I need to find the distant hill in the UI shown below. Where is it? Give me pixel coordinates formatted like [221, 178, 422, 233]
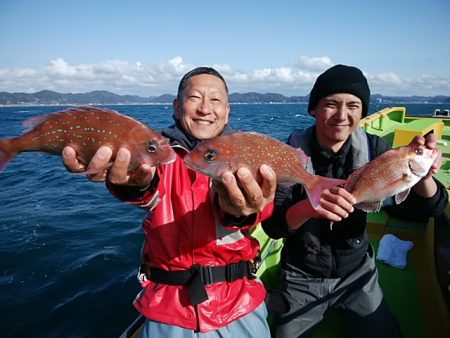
[0, 90, 172, 106]
[228, 92, 309, 103]
[0, 90, 449, 106]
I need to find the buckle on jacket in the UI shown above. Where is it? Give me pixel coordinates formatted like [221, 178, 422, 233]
[197, 264, 214, 285]
[138, 263, 152, 284]
[225, 263, 236, 282]
[248, 260, 258, 279]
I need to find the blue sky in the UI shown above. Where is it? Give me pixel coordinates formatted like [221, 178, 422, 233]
[1, 0, 449, 97]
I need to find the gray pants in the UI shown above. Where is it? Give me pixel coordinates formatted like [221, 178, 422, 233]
[274, 245, 402, 338]
[139, 302, 270, 338]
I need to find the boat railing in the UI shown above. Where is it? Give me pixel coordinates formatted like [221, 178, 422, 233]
[361, 107, 406, 132]
[434, 109, 450, 117]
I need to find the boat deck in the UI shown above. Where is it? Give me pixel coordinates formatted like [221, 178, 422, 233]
[315, 215, 450, 337]
[252, 210, 450, 338]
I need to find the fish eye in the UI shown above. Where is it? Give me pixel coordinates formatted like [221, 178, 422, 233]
[146, 141, 157, 153]
[204, 150, 217, 161]
[415, 147, 424, 155]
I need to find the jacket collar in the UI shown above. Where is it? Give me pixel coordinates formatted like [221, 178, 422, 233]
[288, 125, 370, 174]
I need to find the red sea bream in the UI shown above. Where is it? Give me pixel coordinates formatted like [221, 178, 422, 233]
[0, 106, 176, 173]
[345, 142, 438, 212]
[184, 131, 346, 209]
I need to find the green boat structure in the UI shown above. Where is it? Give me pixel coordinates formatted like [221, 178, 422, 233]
[121, 106, 450, 338]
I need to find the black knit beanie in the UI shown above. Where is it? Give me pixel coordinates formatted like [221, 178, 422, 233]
[307, 64, 370, 117]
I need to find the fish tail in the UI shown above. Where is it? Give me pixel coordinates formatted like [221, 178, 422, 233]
[304, 176, 347, 209]
[0, 139, 18, 172]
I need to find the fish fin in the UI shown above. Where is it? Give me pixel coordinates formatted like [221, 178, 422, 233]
[304, 176, 347, 209]
[22, 114, 50, 128]
[344, 166, 365, 192]
[355, 201, 383, 212]
[278, 181, 296, 188]
[395, 188, 411, 204]
[294, 147, 309, 166]
[0, 140, 17, 172]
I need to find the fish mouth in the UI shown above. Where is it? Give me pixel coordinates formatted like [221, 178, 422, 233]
[161, 155, 177, 165]
[184, 156, 221, 180]
[409, 146, 438, 177]
[183, 155, 198, 171]
[161, 147, 177, 164]
[408, 162, 425, 177]
[185, 162, 209, 176]
[408, 157, 435, 177]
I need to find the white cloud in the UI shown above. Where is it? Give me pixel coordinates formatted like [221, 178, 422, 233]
[160, 56, 193, 77]
[367, 72, 450, 96]
[370, 72, 403, 86]
[0, 56, 448, 97]
[297, 56, 334, 71]
[47, 58, 77, 76]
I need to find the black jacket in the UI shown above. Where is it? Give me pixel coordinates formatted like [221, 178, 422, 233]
[262, 127, 448, 278]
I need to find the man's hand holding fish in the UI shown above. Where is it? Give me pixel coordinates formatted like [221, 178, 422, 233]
[409, 133, 442, 197]
[214, 165, 276, 217]
[344, 133, 442, 213]
[285, 185, 356, 231]
[0, 107, 176, 176]
[63, 145, 156, 188]
[63, 144, 276, 217]
[286, 133, 443, 226]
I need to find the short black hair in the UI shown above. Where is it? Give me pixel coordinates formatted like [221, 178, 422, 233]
[177, 67, 229, 100]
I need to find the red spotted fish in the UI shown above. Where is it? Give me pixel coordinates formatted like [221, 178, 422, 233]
[345, 142, 438, 212]
[184, 131, 346, 209]
[0, 106, 176, 173]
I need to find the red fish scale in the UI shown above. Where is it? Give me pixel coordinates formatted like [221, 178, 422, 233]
[186, 132, 313, 184]
[184, 131, 348, 209]
[345, 144, 437, 211]
[0, 106, 175, 171]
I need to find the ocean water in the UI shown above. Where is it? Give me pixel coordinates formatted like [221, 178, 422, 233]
[0, 103, 447, 337]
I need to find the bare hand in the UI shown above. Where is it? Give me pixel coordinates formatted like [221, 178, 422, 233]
[313, 186, 356, 222]
[286, 186, 356, 230]
[62, 146, 89, 173]
[215, 165, 276, 217]
[409, 134, 441, 197]
[421, 133, 442, 176]
[62, 146, 155, 186]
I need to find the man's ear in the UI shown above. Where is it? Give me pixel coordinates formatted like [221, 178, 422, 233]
[173, 99, 180, 119]
[225, 103, 230, 124]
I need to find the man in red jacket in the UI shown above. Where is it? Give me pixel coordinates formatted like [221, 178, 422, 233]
[62, 67, 276, 337]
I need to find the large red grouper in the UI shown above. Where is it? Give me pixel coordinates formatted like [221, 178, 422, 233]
[344, 141, 438, 212]
[0, 106, 176, 174]
[184, 131, 346, 209]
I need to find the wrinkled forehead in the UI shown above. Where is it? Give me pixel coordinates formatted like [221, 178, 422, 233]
[183, 74, 228, 95]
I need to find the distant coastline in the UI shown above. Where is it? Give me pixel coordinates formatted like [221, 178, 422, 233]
[0, 89, 449, 107]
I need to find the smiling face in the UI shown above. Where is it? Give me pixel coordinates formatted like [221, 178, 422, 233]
[173, 73, 230, 140]
[311, 93, 363, 153]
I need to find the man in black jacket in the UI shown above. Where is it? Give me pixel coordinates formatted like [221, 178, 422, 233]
[262, 64, 448, 338]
